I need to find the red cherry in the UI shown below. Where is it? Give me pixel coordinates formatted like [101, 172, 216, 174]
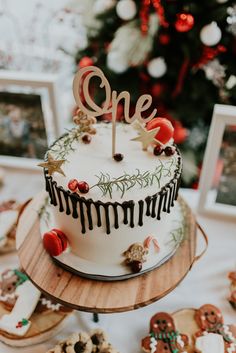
[68, 179, 79, 192]
[82, 134, 91, 144]
[153, 145, 163, 156]
[164, 146, 176, 156]
[130, 261, 142, 273]
[43, 229, 67, 256]
[146, 117, 174, 145]
[78, 181, 89, 194]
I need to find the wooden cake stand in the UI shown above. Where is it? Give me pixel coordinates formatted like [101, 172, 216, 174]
[16, 192, 207, 314]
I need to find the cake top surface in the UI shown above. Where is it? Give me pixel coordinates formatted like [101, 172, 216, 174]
[48, 122, 181, 203]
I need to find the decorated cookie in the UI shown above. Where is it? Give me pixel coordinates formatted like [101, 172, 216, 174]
[228, 271, 236, 310]
[0, 200, 20, 253]
[0, 268, 72, 346]
[141, 312, 189, 353]
[194, 304, 236, 353]
[47, 329, 120, 353]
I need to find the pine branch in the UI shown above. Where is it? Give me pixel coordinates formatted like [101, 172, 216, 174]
[50, 128, 81, 160]
[92, 160, 174, 198]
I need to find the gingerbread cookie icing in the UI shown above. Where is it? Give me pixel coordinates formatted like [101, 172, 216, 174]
[194, 304, 236, 353]
[141, 312, 188, 353]
[0, 268, 72, 346]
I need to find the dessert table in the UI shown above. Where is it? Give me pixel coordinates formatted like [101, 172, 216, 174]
[0, 167, 235, 353]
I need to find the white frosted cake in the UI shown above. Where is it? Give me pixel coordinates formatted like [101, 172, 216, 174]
[40, 120, 183, 280]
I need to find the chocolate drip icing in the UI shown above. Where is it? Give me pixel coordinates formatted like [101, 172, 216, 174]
[78, 200, 86, 234]
[157, 193, 164, 220]
[51, 182, 57, 206]
[151, 196, 157, 218]
[113, 204, 119, 229]
[129, 202, 135, 228]
[56, 187, 64, 212]
[43, 149, 182, 235]
[70, 195, 79, 218]
[162, 190, 168, 213]
[145, 197, 152, 216]
[104, 204, 111, 234]
[62, 190, 71, 215]
[138, 200, 144, 226]
[123, 202, 129, 225]
[95, 203, 102, 227]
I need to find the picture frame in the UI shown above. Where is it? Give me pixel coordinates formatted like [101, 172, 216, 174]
[0, 70, 61, 170]
[198, 104, 236, 219]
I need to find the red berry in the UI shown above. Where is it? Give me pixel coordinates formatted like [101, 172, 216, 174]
[130, 261, 142, 273]
[113, 153, 124, 162]
[153, 145, 163, 156]
[164, 146, 176, 156]
[68, 179, 79, 192]
[146, 117, 174, 145]
[82, 134, 91, 144]
[43, 229, 68, 256]
[78, 181, 89, 194]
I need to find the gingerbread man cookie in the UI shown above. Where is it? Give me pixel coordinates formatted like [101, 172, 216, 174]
[0, 268, 72, 346]
[73, 109, 97, 136]
[141, 312, 188, 353]
[194, 304, 236, 353]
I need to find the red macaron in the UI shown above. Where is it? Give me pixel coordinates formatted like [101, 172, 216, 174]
[146, 117, 174, 145]
[43, 229, 68, 256]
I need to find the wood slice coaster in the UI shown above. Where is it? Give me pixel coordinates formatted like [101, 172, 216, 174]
[16, 192, 205, 314]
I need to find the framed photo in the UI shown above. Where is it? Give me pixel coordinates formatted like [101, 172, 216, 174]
[198, 104, 236, 219]
[0, 70, 61, 169]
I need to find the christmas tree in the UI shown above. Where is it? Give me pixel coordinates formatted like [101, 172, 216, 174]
[75, 0, 236, 186]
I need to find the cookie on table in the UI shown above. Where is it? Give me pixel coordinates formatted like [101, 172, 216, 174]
[0, 268, 72, 347]
[47, 329, 120, 353]
[194, 304, 236, 353]
[141, 311, 189, 353]
[0, 200, 23, 253]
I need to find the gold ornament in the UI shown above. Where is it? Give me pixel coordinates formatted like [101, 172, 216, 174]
[124, 242, 148, 264]
[131, 124, 160, 151]
[38, 153, 66, 176]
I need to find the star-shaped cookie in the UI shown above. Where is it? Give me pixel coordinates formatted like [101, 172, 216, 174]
[131, 124, 161, 151]
[38, 153, 66, 176]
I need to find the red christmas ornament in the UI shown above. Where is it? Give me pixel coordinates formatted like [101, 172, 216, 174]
[175, 13, 194, 33]
[68, 179, 79, 192]
[78, 56, 94, 68]
[78, 181, 90, 194]
[43, 229, 68, 257]
[159, 33, 170, 45]
[173, 121, 188, 144]
[146, 117, 174, 145]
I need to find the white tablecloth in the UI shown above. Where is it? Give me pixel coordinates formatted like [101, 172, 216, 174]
[0, 168, 235, 353]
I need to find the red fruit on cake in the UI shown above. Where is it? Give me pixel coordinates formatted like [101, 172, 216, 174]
[43, 229, 67, 256]
[146, 117, 174, 145]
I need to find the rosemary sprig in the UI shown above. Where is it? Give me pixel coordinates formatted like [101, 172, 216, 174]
[50, 128, 81, 160]
[167, 226, 185, 248]
[92, 161, 173, 198]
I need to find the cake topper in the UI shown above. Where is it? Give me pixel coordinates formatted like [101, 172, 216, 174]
[73, 66, 157, 156]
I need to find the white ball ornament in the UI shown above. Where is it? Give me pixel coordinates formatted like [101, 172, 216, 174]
[116, 0, 137, 21]
[107, 51, 129, 73]
[147, 57, 167, 78]
[200, 22, 222, 46]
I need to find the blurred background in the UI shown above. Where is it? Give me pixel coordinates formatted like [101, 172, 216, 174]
[0, 0, 236, 187]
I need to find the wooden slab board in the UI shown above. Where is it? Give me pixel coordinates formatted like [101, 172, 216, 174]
[16, 192, 197, 313]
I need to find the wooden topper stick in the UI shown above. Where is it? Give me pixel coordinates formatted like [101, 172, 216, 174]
[73, 66, 157, 157]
